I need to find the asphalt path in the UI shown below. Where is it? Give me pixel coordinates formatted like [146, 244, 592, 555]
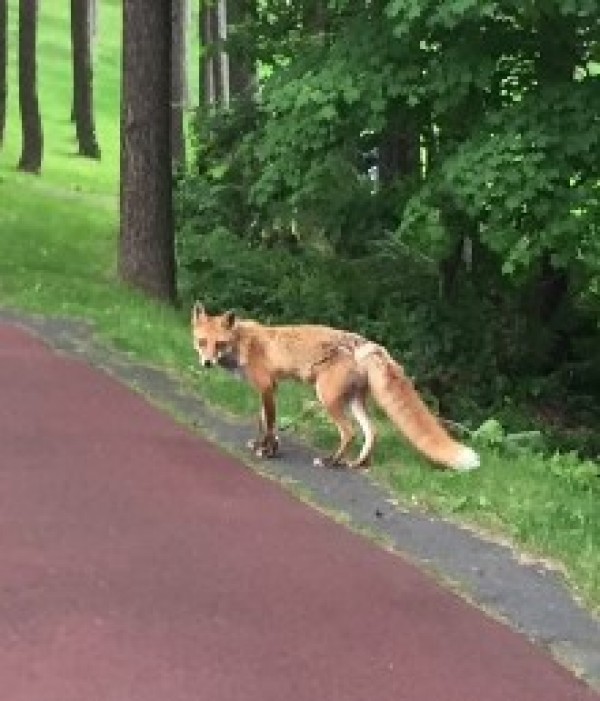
[0, 323, 597, 701]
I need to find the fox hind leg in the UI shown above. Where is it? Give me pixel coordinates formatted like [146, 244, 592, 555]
[347, 394, 376, 469]
[313, 399, 356, 469]
[313, 371, 357, 469]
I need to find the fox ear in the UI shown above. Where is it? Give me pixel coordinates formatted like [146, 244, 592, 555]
[223, 310, 236, 329]
[192, 301, 205, 322]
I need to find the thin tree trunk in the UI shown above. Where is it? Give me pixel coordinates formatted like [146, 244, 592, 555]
[228, 0, 254, 100]
[119, 0, 176, 303]
[378, 117, 418, 186]
[17, 0, 42, 173]
[215, 0, 229, 107]
[199, 0, 232, 107]
[184, 0, 192, 105]
[171, 0, 186, 167]
[71, 0, 101, 158]
[89, 0, 98, 53]
[200, 1, 216, 106]
[0, 0, 7, 146]
[210, 3, 223, 102]
[302, 0, 325, 36]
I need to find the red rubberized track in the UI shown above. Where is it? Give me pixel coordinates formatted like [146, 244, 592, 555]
[0, 324, 597, 701]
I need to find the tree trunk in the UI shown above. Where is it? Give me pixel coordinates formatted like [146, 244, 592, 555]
[89, 0, 98, 53]
[536, 11, 579, 85]
[171, 0, 186, 167]
[200, 1, 216, 106]
[17, 0, 42, 173]
[119, 0, 176, 303]
[200, 0, 229, 107]
[211, 2, 224, 103]
[71, 0, 101, 158]
[302, 0, 325, 36]
[216, 0, 229, 107]
[378, 116, 418, 186]
[0, 0, 7, 146]
[228, 0, 254, 100]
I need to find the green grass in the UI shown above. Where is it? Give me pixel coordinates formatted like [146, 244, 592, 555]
[3, 0, 121, 193]
[1, 2, 598, 614]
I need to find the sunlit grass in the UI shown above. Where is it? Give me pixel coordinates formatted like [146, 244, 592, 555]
[2, 0, 120, 193]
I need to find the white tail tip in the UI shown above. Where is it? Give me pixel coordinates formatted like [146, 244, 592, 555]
[453, 446, 480, 471]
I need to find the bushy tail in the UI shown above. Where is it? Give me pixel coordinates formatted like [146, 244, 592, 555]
[355, 343, 479, 471]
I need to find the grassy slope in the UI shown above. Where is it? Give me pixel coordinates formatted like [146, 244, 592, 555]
[1, 1, 598, 611]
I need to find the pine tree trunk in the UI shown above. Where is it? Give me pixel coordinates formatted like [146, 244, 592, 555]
[119, 0, 176, 303]
[17, 0, 42, 173]
[71, 0, 101, 158]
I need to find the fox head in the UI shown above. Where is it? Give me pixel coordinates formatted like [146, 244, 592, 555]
[191, 303, 238, 369]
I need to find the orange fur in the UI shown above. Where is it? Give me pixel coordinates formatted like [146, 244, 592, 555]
[355, 344, 479, 470]
[191, 304, 479, 471]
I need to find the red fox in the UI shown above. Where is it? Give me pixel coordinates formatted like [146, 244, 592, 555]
[191, 304, 480, 471]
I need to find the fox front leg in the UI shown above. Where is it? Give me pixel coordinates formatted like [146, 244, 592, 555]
[247, 387, 279, 458]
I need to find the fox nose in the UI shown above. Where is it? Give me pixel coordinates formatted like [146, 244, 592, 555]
[203, 358, 214, 368]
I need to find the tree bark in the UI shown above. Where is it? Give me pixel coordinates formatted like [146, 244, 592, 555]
[0, 0, 7, 146]
[17, 0, 42, 173]
[71, 0, 101, 158]
[119, 0, 176, 303]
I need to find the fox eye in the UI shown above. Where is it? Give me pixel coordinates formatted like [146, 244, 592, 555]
[196, 338, 206, 348]
[215, 341, 229, 352]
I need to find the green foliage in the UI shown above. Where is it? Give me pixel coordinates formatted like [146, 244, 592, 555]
[400, 81, 600, 300]
[178, 0, 600, 450]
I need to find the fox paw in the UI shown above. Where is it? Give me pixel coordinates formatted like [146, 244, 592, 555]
[313, 456, 346, 470]
[249, 436, 279, 459]
[347, 458, 371, 471]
